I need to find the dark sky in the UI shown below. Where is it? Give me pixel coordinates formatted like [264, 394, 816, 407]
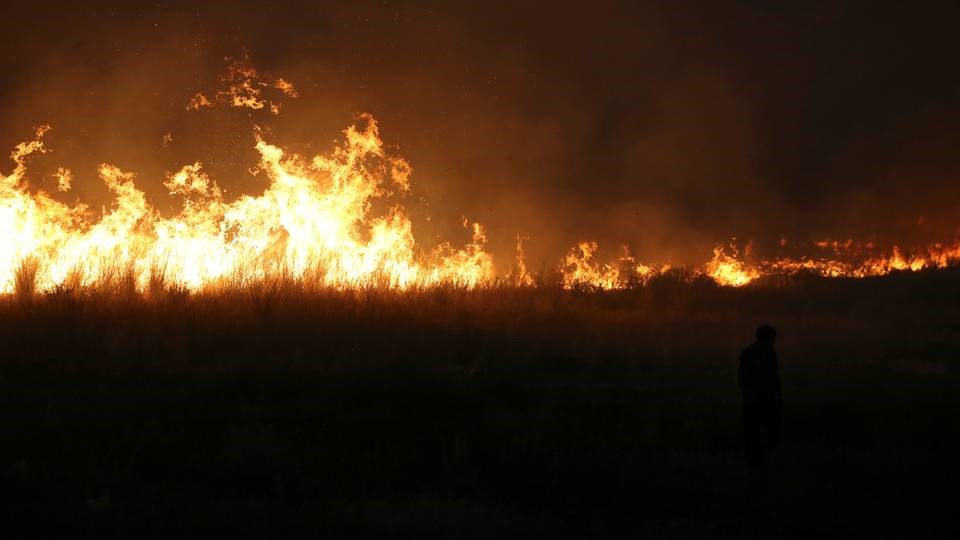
[2, 1, 960, 266]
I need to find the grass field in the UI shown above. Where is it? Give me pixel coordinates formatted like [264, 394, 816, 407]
[1, 270, 958, 538]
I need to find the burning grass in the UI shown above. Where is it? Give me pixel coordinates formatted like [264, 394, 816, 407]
[5, 114, 960, 296]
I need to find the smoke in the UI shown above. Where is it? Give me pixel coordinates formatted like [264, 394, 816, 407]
[3, 1, 960, 270]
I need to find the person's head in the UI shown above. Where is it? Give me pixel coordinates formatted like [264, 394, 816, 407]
[755, 324, 776, 348]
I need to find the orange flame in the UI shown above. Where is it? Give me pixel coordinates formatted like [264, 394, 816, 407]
[555, 238, 960, 290]
[0, 116, 495, 294]
[187, 53, 297, 115]
[704, 244, 761, 287]
[513, 235, 535, 287]
[561, 241, 622, 289]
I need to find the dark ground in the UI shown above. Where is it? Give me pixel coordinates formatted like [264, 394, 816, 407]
[0, 271, 958, 538]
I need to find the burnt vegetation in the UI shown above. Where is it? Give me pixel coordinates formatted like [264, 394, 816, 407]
[1, 270, 958, 538]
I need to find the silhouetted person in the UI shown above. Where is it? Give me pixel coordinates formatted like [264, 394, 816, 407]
[739, 324, 781, 472]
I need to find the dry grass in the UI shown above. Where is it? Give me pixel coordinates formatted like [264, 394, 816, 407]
[0, 269, 958, 537]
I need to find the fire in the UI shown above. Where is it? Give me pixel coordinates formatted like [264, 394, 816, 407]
[561, 241, 622, 289]
[0, 116, 495, 294]
[53, 167, 72, 192]
[704, 245, 761, 287]
[5, 114, 959, 295]
[560, 242, 672, 289]
[513, 235, 535, 287]
[3, 56, 960, 295]
[187, 53, 298, 115]
[4, 113, 960, 294]
[554, 238, 960, 290]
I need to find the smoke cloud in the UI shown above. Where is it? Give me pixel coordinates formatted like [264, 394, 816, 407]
[3, 1, 959, 268]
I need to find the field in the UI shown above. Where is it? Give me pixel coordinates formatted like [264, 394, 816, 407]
[1, 271, 958, 538]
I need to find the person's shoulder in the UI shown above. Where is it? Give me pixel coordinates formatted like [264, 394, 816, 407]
[740, 342, 758, 358]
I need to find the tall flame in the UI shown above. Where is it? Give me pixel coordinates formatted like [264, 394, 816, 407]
[512, 235, 535, 287]
[0, 117, 495, 294]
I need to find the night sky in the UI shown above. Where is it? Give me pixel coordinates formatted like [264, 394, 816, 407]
[2, 1, 959, 266]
